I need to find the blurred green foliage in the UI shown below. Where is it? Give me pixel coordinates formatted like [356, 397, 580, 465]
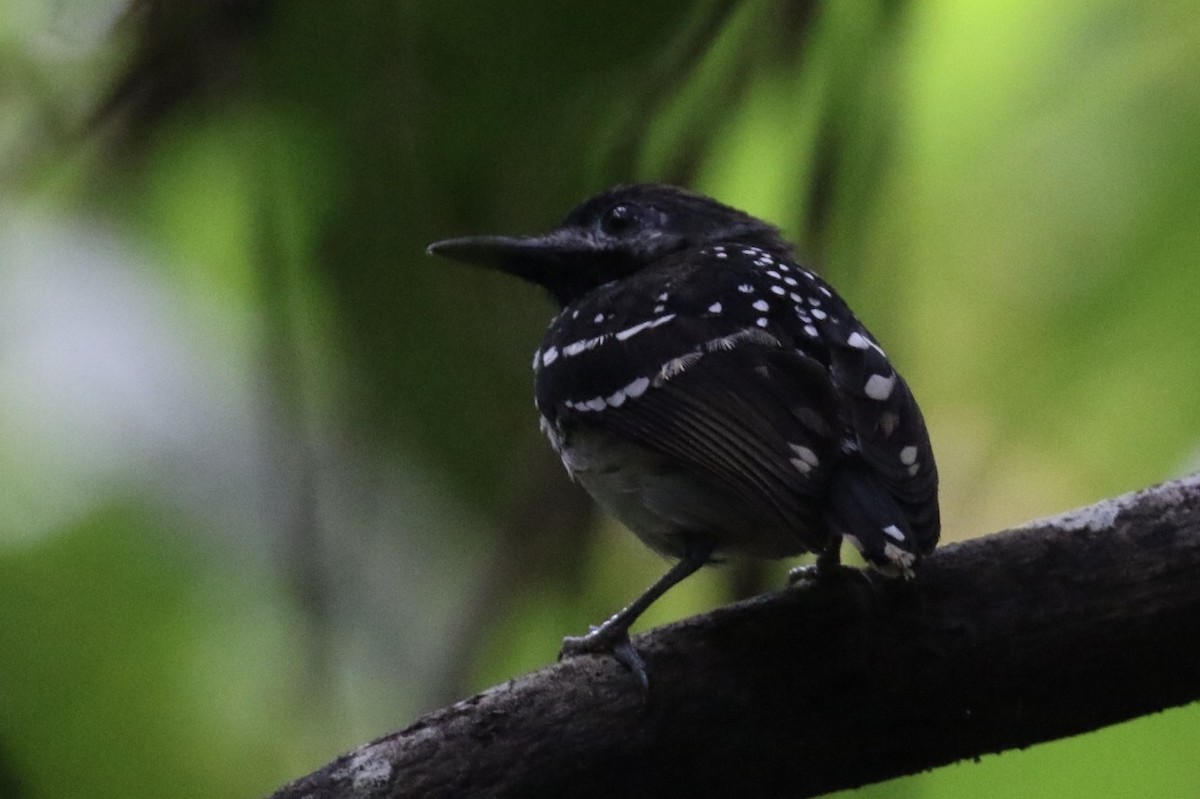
[1, 0, 1198, 796]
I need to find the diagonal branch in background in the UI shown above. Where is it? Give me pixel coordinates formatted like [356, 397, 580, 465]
[269, 474, 1200, 799]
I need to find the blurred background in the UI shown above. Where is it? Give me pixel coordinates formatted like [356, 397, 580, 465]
[2, 1, 1198, 796]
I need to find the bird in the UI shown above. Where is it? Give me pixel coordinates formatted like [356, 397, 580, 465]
[427, 184, 939, 687]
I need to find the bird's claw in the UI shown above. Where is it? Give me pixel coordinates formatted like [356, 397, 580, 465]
[786, 562, 821, 586]
[560, 627, 650, 692]
[788, 561, 876, 592]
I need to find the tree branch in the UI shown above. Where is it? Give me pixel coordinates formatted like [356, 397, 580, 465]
[269, 474, 1200, 799]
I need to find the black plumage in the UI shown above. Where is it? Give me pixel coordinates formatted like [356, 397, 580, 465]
[428, 184, 939, 685]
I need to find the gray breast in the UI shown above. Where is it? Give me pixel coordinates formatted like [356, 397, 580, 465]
[541, 415, 812, 560]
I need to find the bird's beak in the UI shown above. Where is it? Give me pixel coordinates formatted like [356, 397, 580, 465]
[428, 229, 627, 307]
[427, 233, 573, 282]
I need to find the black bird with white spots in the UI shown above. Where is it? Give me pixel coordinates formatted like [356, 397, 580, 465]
[428, 184, 939, 685]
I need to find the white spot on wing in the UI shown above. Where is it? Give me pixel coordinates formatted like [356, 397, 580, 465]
[708, 301, 723, 314]
[542, 346, 559, 366]
[864, 373, 896, 400]
[770, 285, 786, 296]
[752, 299, 770, 312]
[789, 444, 820, 467]
[624, 376, 651, 399]
[790, 458, 813, 475]
[756, 317, 769, 327]
[900, 446, 918, 465]
[738, 284, 754, 294]
[614, 313, 676, 342]
[847, 330, 887, 357]
[563, 334, 608, 357]
[882, 524, 905, 541]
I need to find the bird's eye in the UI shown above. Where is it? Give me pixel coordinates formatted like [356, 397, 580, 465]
[600, 204, 641, 236]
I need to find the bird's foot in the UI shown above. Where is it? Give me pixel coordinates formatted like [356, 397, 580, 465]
[560, 625, 649, 692]
[787, 560, 875, 592]
[786, 561, 821, 586]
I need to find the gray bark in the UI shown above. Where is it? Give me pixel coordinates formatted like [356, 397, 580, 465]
[268, 474, 1200, 798]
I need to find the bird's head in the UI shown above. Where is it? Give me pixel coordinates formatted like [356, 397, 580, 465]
[427, 184, 788, 307]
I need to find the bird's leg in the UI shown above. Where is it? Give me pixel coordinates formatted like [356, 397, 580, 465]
[816, 534, 844, 575]
[560, 543, 712, 690]
[788, 533, 877, 598]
